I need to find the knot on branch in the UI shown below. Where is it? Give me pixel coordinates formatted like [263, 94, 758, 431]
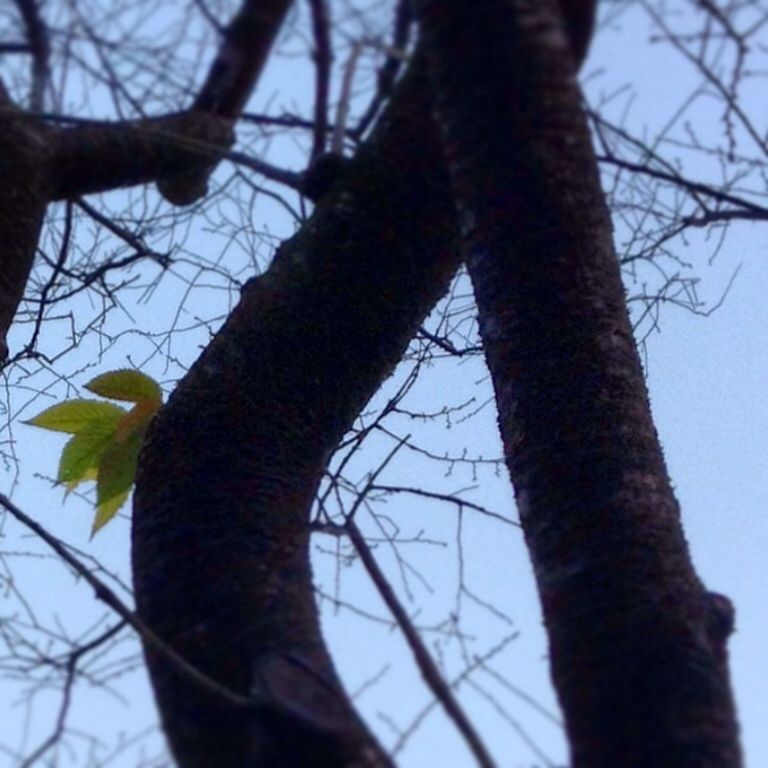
[299, 152, 349, 202]
[703, 590, 736, 649]
[156, 110, 235, 206]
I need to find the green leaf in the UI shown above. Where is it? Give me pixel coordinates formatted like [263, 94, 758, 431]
[24, 369, 164, 537]
[85, 369, 162, 404]
[93, 423, 148, 535]
[65, 467, 97, 494]
[58, 426, 116, 488]
[91, 487, 131, 538]
[25, 400, 126, 434]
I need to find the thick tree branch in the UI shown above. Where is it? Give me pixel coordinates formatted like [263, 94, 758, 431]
[133, 60, 461, 767]
[49, 111, 234, 201]
[157, 0, 293, 203]
[130, 5, 609, 762]
[50, 0, 292, 204]
[417, 0, 742, 765]
[0, 0, 293, 360]
[0, 95, 49, 362]
[194, 0, 293, 117]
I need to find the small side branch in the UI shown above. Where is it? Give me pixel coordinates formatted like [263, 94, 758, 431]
[307, 0, 333, 160]
[346, 520, 497, 768]
[13, 0, 50, 111]
[0, 494, 251, 709]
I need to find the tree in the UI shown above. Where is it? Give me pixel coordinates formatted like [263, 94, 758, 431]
[1, 0, 765, 765]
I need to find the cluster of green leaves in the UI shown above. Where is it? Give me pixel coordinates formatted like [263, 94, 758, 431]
[26, 370, 163, 536]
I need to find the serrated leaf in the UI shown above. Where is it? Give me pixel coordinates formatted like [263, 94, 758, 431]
[85, 369, 162, 404]
[65, 466, 97, 494]
[25, 400, 126, 434]
[24, 369, 164, 538]
[91, 487, 131, 538]
[58, 426, 116, 487]
[93, 424, 148, 535]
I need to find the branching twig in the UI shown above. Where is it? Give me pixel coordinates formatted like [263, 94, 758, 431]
[20, 621, 126, 768]
[347, 520, 497, 768]
[0, 494, 252, 709]
[336, 438, 497, 768]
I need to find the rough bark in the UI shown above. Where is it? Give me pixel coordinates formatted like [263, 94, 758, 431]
[131, 65, 461, 767]
[0, 92, 49, 360]
[417, 1, 742, 766]
[49, 111, 233, 201]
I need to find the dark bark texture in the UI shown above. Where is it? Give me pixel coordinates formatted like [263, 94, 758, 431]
[417, 0, 742, 765]
[131, 65, 461, 768]
[0, 97, 49, 360]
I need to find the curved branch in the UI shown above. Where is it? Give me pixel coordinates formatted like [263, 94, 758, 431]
[132, 60, 461, 767]
[158, 0, 293, 204]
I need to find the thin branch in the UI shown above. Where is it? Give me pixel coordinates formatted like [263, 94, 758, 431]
[596, 154, 768, 220]
[370, 484, 519, 527]
[331, 40, 364, 154]
[338, 438, 497, 768]
[306, 0, 333, 160]
[20, 622, 126, 768]
[353, 0, 413, 139]
[346, 520, 497, 768]
[13, 0, 50, 111]
[0, 494, 251, 709]
[0, 41, 32, 53]
[24, 201, 73, 355]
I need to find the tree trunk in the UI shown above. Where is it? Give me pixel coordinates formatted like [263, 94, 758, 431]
[131, 64, 462, 767]
[0, 101, 48, 361]
[416, 1, 742, 765]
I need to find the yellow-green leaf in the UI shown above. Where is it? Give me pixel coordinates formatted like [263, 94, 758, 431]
[25, 400, 126, 434]
[58, 426, 116, 487]
[85, 369, 162, 404]
[91, 487, 131, 537]
[65, 466, 97, 494]
[93, 424, 147, 535]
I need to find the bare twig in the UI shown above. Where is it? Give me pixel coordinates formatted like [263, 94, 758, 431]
[347, 520, 497, 768]
[20, 622, 126, 768]
[338, 438, 497, 768]
[0, 494, 251, 709]
[306, 0, 333, 160]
